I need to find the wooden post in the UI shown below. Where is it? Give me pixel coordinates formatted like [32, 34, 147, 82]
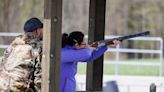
[86, 0, 106, 91]
[41, 0, 63, 92]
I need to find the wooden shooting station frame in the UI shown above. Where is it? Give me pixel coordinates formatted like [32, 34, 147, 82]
[42, 0, 106, 92]
[42, 0, 62, 92]
[87, 0, 106, 91]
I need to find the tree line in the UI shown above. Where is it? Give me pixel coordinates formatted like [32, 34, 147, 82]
[0, 0, 163, 58]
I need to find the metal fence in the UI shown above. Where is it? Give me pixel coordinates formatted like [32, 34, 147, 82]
[104, 36, 163, 76]
[0, 32, 22, 48]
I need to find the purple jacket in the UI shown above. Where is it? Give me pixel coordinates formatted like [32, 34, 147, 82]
[61, 45, 108, 92]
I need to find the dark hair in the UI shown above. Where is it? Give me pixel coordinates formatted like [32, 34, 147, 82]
[24, 17, 43, 33]
[62, 33, 69, 48]
[62, 31, 84, 48]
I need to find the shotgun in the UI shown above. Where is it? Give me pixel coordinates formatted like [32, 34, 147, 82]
[90, 31, 150, 47]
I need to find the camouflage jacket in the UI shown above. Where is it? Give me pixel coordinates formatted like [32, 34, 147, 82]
[0, 34, 42, 92]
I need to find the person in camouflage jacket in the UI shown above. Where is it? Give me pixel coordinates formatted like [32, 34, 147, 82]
[0, 17, 43, 92]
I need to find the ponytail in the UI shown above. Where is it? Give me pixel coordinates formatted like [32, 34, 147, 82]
[62, 33, 68, 48]
[62, 31, 84, 48]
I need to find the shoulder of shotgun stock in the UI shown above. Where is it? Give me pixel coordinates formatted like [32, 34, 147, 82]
[94, 31, 150, 47]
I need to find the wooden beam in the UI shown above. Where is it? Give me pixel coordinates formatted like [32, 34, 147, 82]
[42, 0, 63, 92]
[86, 0, 106, 91]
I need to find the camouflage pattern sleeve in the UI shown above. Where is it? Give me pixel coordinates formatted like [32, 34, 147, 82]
[0, 34, 43, 92]
[31, 47, 42, 92]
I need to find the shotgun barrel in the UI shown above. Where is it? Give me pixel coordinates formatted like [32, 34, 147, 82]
[90, 31, 150, 47]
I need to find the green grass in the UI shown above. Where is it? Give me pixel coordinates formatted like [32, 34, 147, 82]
[77, 59, 164, 76]
[103, 65, 160, 76]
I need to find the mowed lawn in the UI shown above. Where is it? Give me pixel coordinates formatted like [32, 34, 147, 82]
[77, 59, 164, 76]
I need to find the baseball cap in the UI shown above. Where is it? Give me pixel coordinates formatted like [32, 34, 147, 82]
[24, 17, 43, 32]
